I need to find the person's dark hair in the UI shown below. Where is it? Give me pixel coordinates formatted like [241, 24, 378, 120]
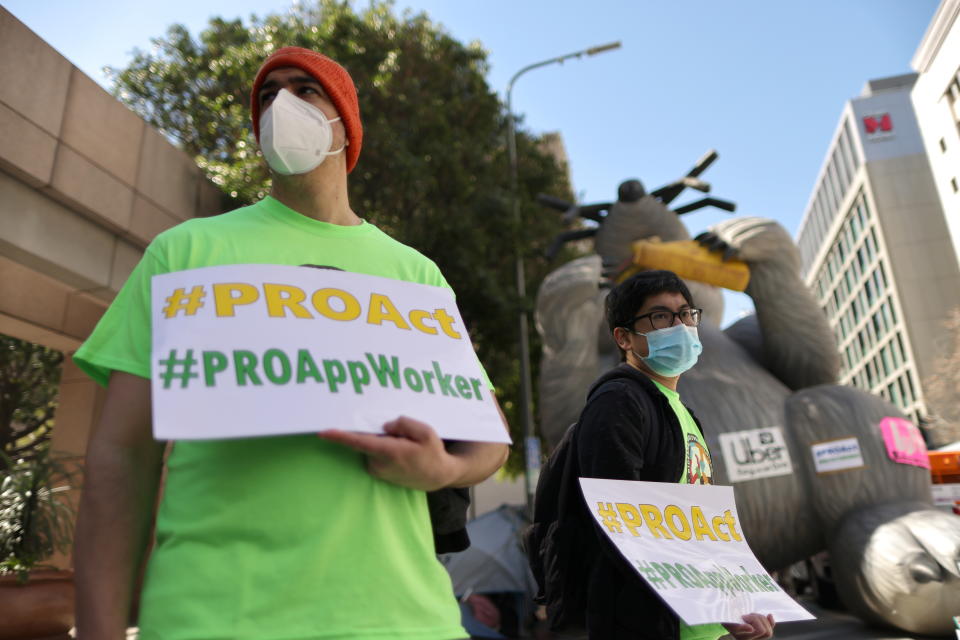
[605, 270, 694, 354]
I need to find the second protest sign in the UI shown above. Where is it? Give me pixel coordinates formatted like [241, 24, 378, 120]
[579, 478, 813, 626]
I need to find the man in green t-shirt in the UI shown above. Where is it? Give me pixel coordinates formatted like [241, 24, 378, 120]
[73, 47, 508, 640]
[533, 270, 775, 640]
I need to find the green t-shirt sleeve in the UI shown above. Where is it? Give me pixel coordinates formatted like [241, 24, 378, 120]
[679, 621, 728, 640]
[73, 245, 170, 387]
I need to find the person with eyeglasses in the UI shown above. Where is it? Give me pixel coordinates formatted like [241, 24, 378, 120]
[529, 269, 775, 640]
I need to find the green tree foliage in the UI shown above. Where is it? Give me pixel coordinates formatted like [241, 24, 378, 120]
[0, 335, 64, 462]
[108, 0, 576, 472]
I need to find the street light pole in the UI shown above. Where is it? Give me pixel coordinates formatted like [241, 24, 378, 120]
[506, 41, 621, 512]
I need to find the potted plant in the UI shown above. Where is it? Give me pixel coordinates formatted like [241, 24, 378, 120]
[0, 449, 81, 639]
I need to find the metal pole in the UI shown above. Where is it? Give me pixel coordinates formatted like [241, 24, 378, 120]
[506, 42, 621, 513]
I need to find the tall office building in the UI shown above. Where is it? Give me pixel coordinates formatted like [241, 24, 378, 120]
[796, 73, 960, 427]
[911, 0, 960, 267]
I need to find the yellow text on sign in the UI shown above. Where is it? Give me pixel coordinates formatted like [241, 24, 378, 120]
[596, 502, 743, 542]
[210, 283, 462, 339]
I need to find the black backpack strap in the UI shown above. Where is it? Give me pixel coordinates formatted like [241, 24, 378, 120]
[428, 487, 471, 553]
[524, 370, 646, 629]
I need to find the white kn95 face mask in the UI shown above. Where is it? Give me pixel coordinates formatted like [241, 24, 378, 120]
[258, 88, 346, 175]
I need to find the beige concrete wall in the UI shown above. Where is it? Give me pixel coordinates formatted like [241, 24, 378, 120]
[0, 9, 223, 306]
[867, 153, 960, 385]
[0, 7, 224, 345]
[0, 7, 226, 570]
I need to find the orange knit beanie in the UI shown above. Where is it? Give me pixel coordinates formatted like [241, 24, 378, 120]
[250, 47, 362, 173]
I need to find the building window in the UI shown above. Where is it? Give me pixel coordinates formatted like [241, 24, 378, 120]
[896, 334, 907, 364]
[842, 119, 862, 170]
[946, 68, 960, 133]
[905, 370, 917, 402]
[881, 344, 892, 372]
[940, 137, 947, 152]
[899, 376, 911, 405]
[835, 148, 850, 192]
[952, 177, 958, 194]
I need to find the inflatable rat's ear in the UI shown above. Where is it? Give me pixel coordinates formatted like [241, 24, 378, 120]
[537, 194, 611, 224]
[537, 194, 612, 259]
[649, 149, 718, 205]
[673, 197, 737, 216]
[641, 149, 738, 216]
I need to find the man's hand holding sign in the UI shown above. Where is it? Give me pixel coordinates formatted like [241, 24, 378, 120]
[151, 264, 510, 490]
[319, 414, 509, 491]
[725, 614, 776, 640]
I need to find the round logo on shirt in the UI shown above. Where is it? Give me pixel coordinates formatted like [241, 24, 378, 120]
[687, 434, 713, 485]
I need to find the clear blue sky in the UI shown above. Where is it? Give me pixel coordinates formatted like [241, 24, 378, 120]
[4, 0, 939, 324]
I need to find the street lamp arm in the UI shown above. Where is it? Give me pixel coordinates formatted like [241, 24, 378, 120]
[506, 41, 621, 109]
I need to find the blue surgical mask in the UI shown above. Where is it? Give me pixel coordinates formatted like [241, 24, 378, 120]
[632, 323, 702, 377]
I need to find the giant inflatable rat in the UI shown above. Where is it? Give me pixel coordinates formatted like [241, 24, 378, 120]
[534, 153, 960, 635]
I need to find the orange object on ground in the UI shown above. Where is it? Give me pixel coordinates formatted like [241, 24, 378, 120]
[930, 451, 960, 485]
[928, 451, 960, 513]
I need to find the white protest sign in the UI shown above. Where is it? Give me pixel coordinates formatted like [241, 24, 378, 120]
[719, 426, 793, 483]
[811, 437, 864, 474]
[150, 264, 510, 443]
[579, 478, 813, 626]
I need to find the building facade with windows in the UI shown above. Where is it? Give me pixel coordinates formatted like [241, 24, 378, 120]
[911, 0, 960, 266]
[796, 73, 960, 427]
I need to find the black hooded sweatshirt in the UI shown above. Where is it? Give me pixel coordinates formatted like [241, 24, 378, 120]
[528, 364, 704, 640]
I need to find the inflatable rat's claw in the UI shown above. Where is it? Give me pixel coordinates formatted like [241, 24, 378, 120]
[707, 216, 794, 264]
[695, 231, 729, 255]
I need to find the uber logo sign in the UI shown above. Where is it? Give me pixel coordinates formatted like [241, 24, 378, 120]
[719, 426, 794, 483]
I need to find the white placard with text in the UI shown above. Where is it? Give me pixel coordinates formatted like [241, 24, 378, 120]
[579, 478, 814, 626]
[150, 264, 509, 443]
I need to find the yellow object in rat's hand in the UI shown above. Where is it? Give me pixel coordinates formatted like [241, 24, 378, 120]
[619, 239, 751, 292]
